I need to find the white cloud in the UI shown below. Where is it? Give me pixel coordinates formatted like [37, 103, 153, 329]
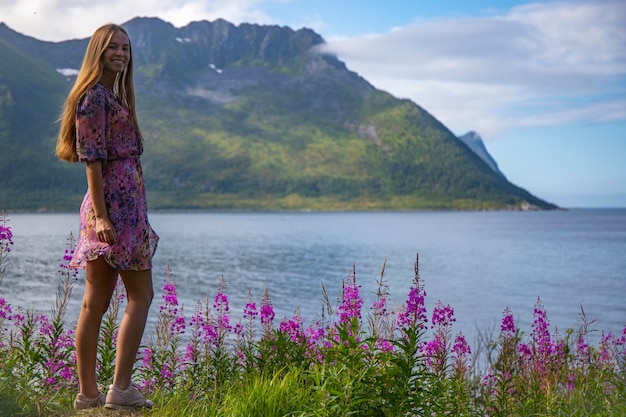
[0, 0, 277, 41]
[320, 0, 626, 138]
[2, 0, 624, 141]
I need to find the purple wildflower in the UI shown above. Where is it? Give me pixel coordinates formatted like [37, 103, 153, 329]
[260, 289, 275, 334]
[217, 314, 232, 332]
[420, 334, 446, 370]
[304, 321, 325, 349]
[431, 301, 455, 328]
[518, 342, 532, 359]
[598, 333, 615, 367]
[501, 307, 516, 337]
[576, 333, 590, 362]
[452, 332, 471, 357]
[337, 278, 363, 324]
[0, 221, 13, 253]
[566, 373, 576, 391]
[261, 304, 275, 324]
[243, 301, 258, 319]
[371, 298, 387, 315]
[160, 277, 186, 335]
[375, 338, 394, 353]
[172, 316, 186, 335]
[396, 283, 427, 330]
[201, 320, 218, 346]
[141, 347, 153, 369]
[279, 312, 304, 342]
[214, 292, 229, 312]
[0, 297, 12, 320]
[452, 332, 472, 375]
[162, 281, 178, 307]
[531, 298, 552, 356]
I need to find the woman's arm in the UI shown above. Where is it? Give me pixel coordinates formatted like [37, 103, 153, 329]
[85, 160, 117, 245]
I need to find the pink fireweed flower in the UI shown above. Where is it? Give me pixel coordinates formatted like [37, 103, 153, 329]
[233, 321, 244, 336]
[12, 311, 25, 326]
[212, 283, 232, 336]
[58, 250, 78, 280]
[0, 297, 12, 320]
[482, 368, 497, 394]
[501, 307, 515, 337]
[576, 333, 590, 363]
[260, 303, 274, 324]
[396, 283, 427, 330]
[279, 313, 304, 342]
[304, 321, 325, 348]
[160, 363, 174, 382]
[431, 301, 455, 328]
[0, 223, 13, 252]
[518, 342, 532, 360]
[213, 292, 229, 312]
[375, 338, 394, 353]
[162, 281, 178, 308]
[189, 304, 204, 329]
[35, 314, 52, 337]
[57, 234, 78, 280]
[141, 347, 153, 369]
[452, 332, 471, 358]
[371, 298, 387, 315]
[217, 314, 232, 332]
[161, 278, 186, 335]
[0, 225, 12, 242]
[420, 334, 446, 370]
[397, 253, 427, 330]
[201, 321, 218, 345]
[243, 301, 258, 319]
[452, 332, 472, 374]
[172, 316, 186, 335]
[184, 343, 198, 364]
[531, 298, 553, 356]
[62, 248, 74, 262]
[337, 279, 363, 324]
[598, 333, 615, 367]
[260, 289, 275, 335]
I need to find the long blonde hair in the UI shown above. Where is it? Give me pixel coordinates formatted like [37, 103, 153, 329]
[56, 24, 141, 162]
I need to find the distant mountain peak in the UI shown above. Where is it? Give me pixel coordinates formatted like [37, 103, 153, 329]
[458, 131, 506, 179]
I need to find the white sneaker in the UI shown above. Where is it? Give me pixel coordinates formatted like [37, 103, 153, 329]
[73, 391, 105, 409]
[104, 384, 153, 409]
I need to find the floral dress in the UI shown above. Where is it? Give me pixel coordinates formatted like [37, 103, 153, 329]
[70, 83, 159, 271]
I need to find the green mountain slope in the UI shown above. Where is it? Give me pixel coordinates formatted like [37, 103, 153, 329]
[0, 26, 85, 209]
[0, 18, 558, 210]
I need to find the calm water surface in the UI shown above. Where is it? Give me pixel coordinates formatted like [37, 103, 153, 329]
[2, 210, 625, 346]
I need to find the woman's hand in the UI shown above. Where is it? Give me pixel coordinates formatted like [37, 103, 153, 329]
[95, 216, 117, 245]
[85, 161, 116, 245]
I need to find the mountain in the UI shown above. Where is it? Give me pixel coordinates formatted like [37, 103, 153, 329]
[457, 131, 505, 178]
[0, 18, 558, 211]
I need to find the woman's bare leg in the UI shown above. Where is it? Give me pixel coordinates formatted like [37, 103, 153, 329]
[113, 268, 153, 389]
[76, 257, 118, 398]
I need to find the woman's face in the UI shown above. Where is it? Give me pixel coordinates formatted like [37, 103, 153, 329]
[102, 31, 130, 77]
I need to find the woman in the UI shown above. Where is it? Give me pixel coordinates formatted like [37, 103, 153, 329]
[57, 23, 158, 410]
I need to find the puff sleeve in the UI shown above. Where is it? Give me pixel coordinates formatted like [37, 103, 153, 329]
[75, 86, 110, 162]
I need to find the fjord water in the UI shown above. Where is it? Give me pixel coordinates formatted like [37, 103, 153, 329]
[2, 210, 625, 345]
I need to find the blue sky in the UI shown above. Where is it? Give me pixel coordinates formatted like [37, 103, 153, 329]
[2, 0, 625, 207]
